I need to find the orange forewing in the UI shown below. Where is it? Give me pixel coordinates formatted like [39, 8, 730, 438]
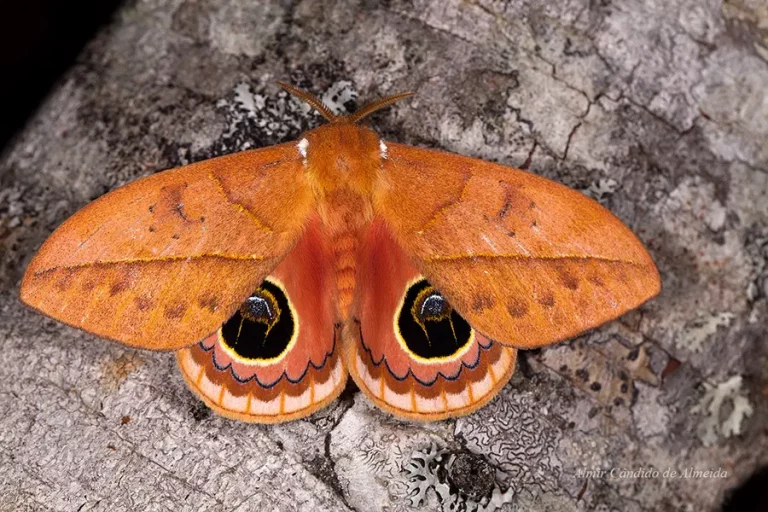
[20, 143, 313, 350]
[375, 142, 661, 349]
[177, 217, 346, 423]
[345, 218, 516, 421]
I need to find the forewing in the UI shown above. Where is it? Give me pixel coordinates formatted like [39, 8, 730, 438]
[345, 218, 516, 421]
[177, 217, 346, 422]
[376, 142, 661, 349]
[21, 143, 314, 350]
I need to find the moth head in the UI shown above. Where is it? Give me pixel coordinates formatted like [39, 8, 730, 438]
[277, 82, 413, 124]
[281, 82, 409, 197]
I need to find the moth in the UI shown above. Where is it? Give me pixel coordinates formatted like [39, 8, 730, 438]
[20, 83, 661, 422]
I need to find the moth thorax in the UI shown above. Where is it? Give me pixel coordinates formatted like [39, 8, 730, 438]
[303, 123, 381, 196]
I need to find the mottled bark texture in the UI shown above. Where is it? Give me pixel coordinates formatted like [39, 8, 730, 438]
[1, 1, 767, 511]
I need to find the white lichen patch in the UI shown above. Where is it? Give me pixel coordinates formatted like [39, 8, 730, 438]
[321, 81, 358, 116]
[329, 399, 454, 512]
[704, 199, 727, 232]
[214, 81, 312, 152]
[631, 382, 670, 438]
[404, 444, 514, 512]
[682, 312, 735, 353]
[216, 82, 265, 144]
[692, 375, 754, 447]
[584, 177, 619, 202]
[233, 82, 264, 117]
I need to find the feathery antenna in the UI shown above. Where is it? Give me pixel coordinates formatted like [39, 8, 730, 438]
[278, 82, 412, 124]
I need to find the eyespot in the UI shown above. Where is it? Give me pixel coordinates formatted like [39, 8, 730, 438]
[219, 278, 298, 363]
[396, 278, 474, 362]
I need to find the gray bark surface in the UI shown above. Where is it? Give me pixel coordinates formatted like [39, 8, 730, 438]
[1, 1, 767, 511]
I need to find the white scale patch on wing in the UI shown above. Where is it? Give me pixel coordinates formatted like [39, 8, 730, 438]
[297, 138, 309, 164]
[480, 233, 498, 252]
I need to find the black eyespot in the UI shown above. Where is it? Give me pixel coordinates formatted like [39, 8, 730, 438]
[220, 280, 295, 360]
[397, 279, 472, 360]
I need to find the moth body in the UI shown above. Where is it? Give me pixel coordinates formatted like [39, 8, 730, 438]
[20, 84, 661, 423]
[301, 122, 382, 318]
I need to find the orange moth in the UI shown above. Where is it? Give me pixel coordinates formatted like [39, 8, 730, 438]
[20, 83, 661, 422]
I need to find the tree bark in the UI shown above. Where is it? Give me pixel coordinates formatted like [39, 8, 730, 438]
[1, 1, 766, 510]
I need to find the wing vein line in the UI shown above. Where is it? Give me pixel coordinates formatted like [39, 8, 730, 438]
[207, 170, 274, 233]
[32, 253, 268, 275]
[414, 170, 472, 233]
[425, 254, 649, 266]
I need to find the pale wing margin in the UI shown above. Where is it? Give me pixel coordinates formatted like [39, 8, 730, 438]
[376, 142, 661, 348]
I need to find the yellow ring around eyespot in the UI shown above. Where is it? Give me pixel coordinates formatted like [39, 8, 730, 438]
[393, 275, 475, 365]
[218, 276, 300, 366]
